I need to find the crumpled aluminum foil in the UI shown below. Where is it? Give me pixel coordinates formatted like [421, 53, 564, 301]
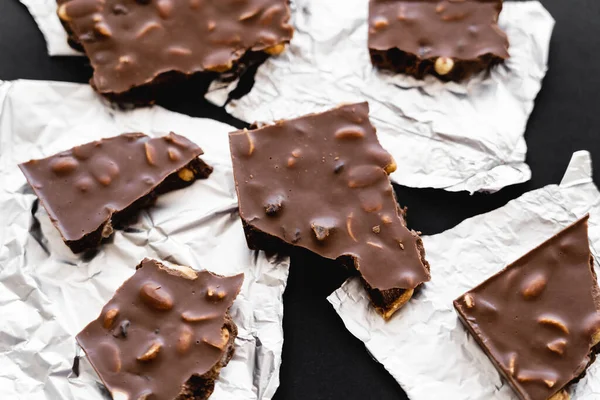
[0, 80, 290, 400]
[206, 0, 554, 193]
[328, 150, 600, 400]
[20, 0, 554, 193]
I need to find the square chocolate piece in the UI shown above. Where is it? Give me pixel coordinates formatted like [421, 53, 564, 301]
[76, 258, 244, 400]
[368, 0, 510, 81]
[454, 215, 600, 400]
[56, 0, 294, 101]
[229, 103, 430, 319]
[19, 132, 212, 253]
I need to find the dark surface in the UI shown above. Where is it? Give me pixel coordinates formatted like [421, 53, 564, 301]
[1, 0, 600, 399]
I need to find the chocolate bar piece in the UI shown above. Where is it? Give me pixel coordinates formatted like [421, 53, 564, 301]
[368, 0, 510, 81]
[454, 215, 600, 400]
[229, 103, 430, 319]
[56, 0, 293, 101]
[76, 258, 244, 400]
[19, 132, 212, 253]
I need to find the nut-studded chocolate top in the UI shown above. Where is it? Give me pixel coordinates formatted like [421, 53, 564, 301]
[19, 132, 203, 242]
[57, 0, 294, 95]
[229, 103, 430, 292]
[368, 0, 509, 61]
[77, 258, 244, 400]
[454, 216, 600, 400]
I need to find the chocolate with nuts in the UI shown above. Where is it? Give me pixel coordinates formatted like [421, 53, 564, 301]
[229, 102, 430, 319]
[19, 132, 212, 253]
[56, 0, 293, 100]
[369, 0, 510, 81]
[454, 215, 600, 400]
[76, 258, 244, 400]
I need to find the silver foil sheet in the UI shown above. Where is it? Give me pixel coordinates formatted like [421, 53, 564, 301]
[206, 0, 554, 193]
[21, 0, 554, 193]
[0, 80, 290, 400]
[329, 151, 600, 400]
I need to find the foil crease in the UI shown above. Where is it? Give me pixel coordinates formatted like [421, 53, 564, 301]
[328, 151, 600, 400]
[206, 0, 554, 193]
[0, 80, 290, 400]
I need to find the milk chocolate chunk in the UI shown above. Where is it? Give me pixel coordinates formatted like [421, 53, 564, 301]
[76, 259, 244, 400]
[56, 0, 293, 101]
[369, 0, 510, 81]
[454, 216, 600, 400]
[19, 132, 212, 253]
[229, 103, 430, 319]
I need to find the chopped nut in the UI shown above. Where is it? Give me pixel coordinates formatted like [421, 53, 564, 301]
[168, 47, 192, 56]
[177, 326, 193, 354]
[508, 353, 516, 375]
[136, 22, 161, 39]
[384, 158, 397, 174]
[544, 379, 556, 388]
[436, 3, 446, 13]
[287, 157, 296, 168]
[144, 142, 156, 166]
[464, 293, 474, 309]
[203, 328, 230, 350]
[522, 275, 547, 299]
[178, 168, 195, 182]
[50, 157, 78, 175]
[373, 17, 389, 30]
[434, 57, 454, 76]
[397, 240, 405, 250]
[538, 315, 569, 334]
[311, 222, 332, 241]
[442, 12, 467, 22]
[346, 213, 358, 242]
[181, 312, 217, 322]
[372, 225, 381, 234]
[167, 147, 181, 161]
[137, 341, 162, 362]
[292, 149, 301, 158]
[94, 22, 112, 38]
[334, 127, 365, 140]
[206, 61, 233, 73]
[103, 308, 119, 329]
[265, 43, 286, 56]
[139, 283, 174, 311]
[243, 128, 255, 156]
[156, 0, 173, 19]
[57, 4, 70, 21]
[207, 20, 216, 31]
[97, 175, 112, 186]
[381, 215, 393, 224]
[264, 195, 284, 216]
[206, 288, 226, 301]
[549, 390, 570, 400]
[547, 338, 567, 355]
[239, 9, 260, 21]
[367, 241, 383, 249]
[592, 329, 600, 346]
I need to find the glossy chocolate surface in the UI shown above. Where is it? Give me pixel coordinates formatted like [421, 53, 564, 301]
[368, 0, 509, 79]
[57, 0, 293, 95]
[19, 132, 206, 244]
[77, 258, 244, 400]
[229, 102, 430, 293]
[454, 216, 600, 400]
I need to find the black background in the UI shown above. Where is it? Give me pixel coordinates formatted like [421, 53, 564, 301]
[1, 1, 599, 399]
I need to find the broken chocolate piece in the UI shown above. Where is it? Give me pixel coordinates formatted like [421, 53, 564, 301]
[454, 215, 600, 400]
[229, 102, 430, 319]
[76, 258, 244, 400]
[19, 132, 212, 253]
[369, 0, 510, 81]
[56, 0, 293, 101]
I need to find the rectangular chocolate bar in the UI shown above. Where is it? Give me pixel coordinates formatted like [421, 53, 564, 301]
[56, 0, 293, 102]
[368, 0, 510, 81]
[454, 216, 600, 400]
[76, 258, 244, 400]
[229, 103, 430, 319]
[19, 132, 212, 253]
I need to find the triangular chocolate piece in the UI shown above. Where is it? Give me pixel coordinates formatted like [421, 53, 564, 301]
[454, 215, 600, 400]
[229, 102, 430, 319]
